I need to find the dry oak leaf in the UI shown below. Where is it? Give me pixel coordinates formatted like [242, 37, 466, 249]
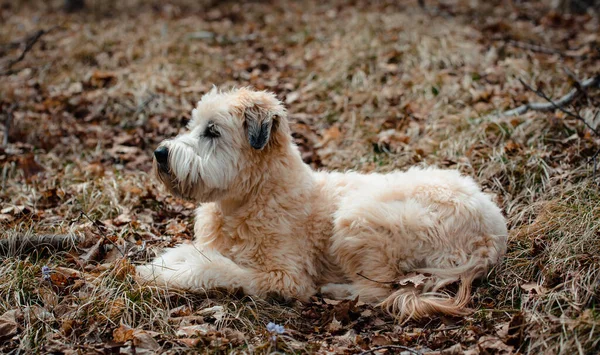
[477, 335, 514, 354]
[318, 125, 342, 147]
[327, 316, 343, 333]
[165, 220, 187, 235]
[397, 273, 433, 290]
[0, 310, 21, 342]
[520, 282, 546, 295]
[113, 324, 160, 352]
[176, 324, 214, 337]
[178, 338, 201, 347]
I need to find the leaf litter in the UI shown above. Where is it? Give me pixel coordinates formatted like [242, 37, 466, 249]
[1, 0, 600, 353]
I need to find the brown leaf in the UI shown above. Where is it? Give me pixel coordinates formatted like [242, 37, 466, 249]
[0, 310, 20, 342]
[327, 316, 343, 333]
[80, 237, 104, 265]
[113, 213, 132, 226]
[89, 70, 117, 87]
[113, 324, 135, 343]
[505, 312, 526, 347]
[165, 220, 187, 235]
[374, 129, 410, 153]
[520, 282, 546, 295]
[169, 305, 192, 318]
[286, 91, 300, 104]
[371, 334, 391, 346]
[319, 126, 342, 146]
[49, 272, 69, 288]
[176, 324, 214, 337]
[17, 154, 44, 180]
[333, 296, 359, 324]
[477, 335, 514, 354]
[132, 329, 160, 352]
[178, 338, 201, 347]
[397, 273, 433, 290]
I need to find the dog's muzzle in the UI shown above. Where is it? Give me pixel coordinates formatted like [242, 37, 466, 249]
[154, 146, 169, 172]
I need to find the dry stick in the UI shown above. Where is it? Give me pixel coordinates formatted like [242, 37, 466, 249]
[517, 77, 600, 137]
[518, 77, 600, 178]
[492, 75, 600, 119]
[506, 40, 590, 59]
[80, 211, 125, 257]
[1, 29, 49, 75]
[358, 345, 423, 355]
[564, 68, 600, 108]
[356, 272, 397, 285]
[3, 104, 16, 147]
[518, 77, 600, 172]
[0, 234, 79, 257]
[133, 92, 158, 117]
[133, 92, 158, 127]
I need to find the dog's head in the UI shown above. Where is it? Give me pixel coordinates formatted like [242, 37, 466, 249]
[153, 87, 290, 202]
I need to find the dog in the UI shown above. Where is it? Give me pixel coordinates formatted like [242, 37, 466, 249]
[136, 87, 508, 321]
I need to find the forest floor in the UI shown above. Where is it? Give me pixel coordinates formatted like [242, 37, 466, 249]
[1, 0, 600, 354]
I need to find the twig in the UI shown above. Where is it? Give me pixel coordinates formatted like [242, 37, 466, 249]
[357, 272, 397, 285]
[589, 147, 600, 174]
[1, 28, 52, 75]
[486, 75, 600, 119]
[0, 234, 79, 257]
[133, 93, 158, 118]
[564, 68, 600, 107]
[3, 104, 16, 147]
[131, 92, 158, 127]
[506, 40, 589, 59]
[428, 325, 463, 332]
[358, 345, 423, 355]
[517, 77, 600, 137]
[80, 211, 125, 257]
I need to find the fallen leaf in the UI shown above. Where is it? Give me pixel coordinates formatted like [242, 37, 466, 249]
[198, 305, 225, 322]
[520, 282, 546, 295]
[0, 310, 20, 342]
[113, 324, 135, 343]
[132, 329, 160, 352]
[327, 316, 343, 333]
[286, 91, 300, 104]
[319, 126, 342, 146]
[397, 273, 433, 290]
[17, 154, 44, 180]
[176, 324, 214, 337]
[371, 334, 390, 346]
[178, 338, 201, 347]
[477, 335, 514, 354]
[165, 220, 187, 235]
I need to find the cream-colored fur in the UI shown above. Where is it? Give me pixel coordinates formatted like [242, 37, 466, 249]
[137, 87, 508, 321]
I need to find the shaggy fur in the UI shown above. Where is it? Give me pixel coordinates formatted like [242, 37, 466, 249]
[137, 87, 508, 321]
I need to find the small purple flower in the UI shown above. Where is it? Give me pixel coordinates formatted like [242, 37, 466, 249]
[267, 322, 285, 334]
[41, 265, 51, 281]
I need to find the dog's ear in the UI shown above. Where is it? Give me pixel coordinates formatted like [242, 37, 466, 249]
[244, 105, 275, 150]
[240, 90, 288, 150]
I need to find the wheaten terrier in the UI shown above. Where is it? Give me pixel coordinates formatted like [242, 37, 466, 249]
[137, 87, 508, 321]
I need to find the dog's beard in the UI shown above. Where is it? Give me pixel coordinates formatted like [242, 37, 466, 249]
[153, 139, 234, 202]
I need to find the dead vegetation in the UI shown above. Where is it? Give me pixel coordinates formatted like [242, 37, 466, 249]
[1, 0, 599, 353]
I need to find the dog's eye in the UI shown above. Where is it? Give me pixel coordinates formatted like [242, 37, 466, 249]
[204, 121, 220, 138]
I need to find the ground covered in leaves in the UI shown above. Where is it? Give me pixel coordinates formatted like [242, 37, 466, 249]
[1, 0, 600, 354]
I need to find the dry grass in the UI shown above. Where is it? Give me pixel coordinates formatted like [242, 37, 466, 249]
[1, 0, 600, 353]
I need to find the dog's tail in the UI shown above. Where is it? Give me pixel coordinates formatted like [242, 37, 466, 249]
[380, 253, 492, 322]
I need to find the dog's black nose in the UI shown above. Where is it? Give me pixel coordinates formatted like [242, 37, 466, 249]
[154, 146, 169, 165]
